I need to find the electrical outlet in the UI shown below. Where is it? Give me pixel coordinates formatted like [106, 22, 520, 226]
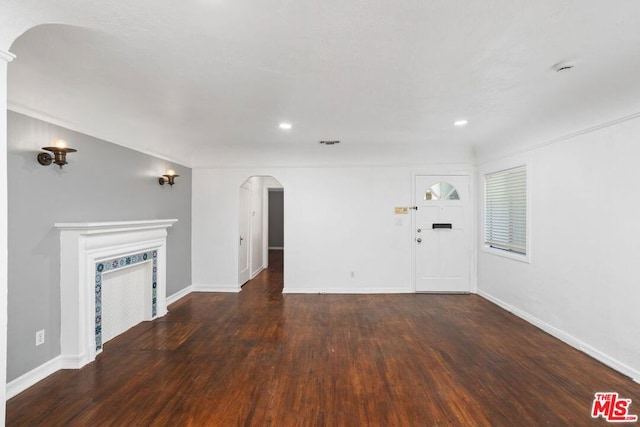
[35, 329, 45, 346]
[350, 271, 356, 279]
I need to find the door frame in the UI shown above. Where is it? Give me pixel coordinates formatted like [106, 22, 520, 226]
[238, 182, 252, 286]
[238, 175, 285, 288]
[410, 170, 477, 293]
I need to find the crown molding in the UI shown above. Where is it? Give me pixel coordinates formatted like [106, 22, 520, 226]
[8, 104, 192, 167]
[0, 49, 16, 62]
[477, 110, 640, 166]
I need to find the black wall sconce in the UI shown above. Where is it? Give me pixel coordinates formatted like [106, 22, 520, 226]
[37, 139, 77, 168]
[159, 170, 179, 186]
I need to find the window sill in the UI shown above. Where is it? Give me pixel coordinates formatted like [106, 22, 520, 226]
[482, 246, 530, 264]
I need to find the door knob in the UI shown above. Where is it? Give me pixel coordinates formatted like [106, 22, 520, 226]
[416, 238, 422, 243]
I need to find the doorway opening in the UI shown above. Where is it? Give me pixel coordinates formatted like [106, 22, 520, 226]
[238, 176, 284, 291]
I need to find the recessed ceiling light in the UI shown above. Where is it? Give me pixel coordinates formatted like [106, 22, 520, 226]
[454, 119, 468, 127]
[279, 122, 292, 130]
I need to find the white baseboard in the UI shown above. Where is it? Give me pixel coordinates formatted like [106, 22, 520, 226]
[59, 352, 88, 370]
[167, 285, 193, 306]
[168, 283, 243, 304]
[250, 267, 264, 280]
[268, 246, 284, 250]
[478, 290, 640, 383]
[283, 286, 413, 294]
[191, 284, 241, 293]
[7, 356, 62, 399]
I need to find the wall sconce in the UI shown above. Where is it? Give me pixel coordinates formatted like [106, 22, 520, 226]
[159, 170, 179, 186]
[37, 139, 77, 168]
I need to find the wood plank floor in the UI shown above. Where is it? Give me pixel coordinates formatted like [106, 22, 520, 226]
[7, 250, 640, 426]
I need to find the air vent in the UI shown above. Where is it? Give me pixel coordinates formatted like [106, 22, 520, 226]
[552, 61, 575, 73]
[319, 140, 340, 145]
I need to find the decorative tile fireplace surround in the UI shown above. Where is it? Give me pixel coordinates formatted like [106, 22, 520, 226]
[55, 219, 177, 369]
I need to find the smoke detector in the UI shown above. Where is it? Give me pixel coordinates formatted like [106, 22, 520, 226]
[319, 140, 340, 145]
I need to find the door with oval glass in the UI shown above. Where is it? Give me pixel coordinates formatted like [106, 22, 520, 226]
[414, 175, 470, 292]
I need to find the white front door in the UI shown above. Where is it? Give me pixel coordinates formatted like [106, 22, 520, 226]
[414, 175, 470, 292]
[238, 184, 251, 286]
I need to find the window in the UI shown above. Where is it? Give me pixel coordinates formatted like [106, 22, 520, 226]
[484, 165, 527, 255]
[424, 182, 460, 200]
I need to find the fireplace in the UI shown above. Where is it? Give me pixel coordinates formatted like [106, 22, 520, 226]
[55, 219, 177, 369]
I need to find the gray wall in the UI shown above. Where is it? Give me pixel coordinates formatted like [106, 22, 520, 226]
[268, 190, 284, 248]
[7, 111, 192, 381]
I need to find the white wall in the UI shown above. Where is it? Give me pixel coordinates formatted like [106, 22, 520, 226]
[192, 165, 474, 294]
[477, 116, 640, 381]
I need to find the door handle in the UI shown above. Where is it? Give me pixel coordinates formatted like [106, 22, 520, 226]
[240, 236, 244, 245]
[416, 238, 422, 243]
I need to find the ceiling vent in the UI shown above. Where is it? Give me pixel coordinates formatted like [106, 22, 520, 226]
[319, 140, 340, 145]
[552, 61, 575, 73]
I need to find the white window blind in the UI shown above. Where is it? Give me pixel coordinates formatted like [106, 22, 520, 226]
[484, 165, 527, 254]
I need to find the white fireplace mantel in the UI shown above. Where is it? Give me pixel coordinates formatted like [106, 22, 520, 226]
[56, 219, 177, 369]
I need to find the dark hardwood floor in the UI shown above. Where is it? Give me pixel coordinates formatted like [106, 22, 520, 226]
[7, 250, 640, 426]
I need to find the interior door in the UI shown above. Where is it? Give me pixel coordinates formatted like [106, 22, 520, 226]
[238, 184, 251, 286]
[414, 175, 470, 292]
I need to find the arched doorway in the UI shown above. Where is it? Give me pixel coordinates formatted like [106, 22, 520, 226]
[238, 176, 284, 289]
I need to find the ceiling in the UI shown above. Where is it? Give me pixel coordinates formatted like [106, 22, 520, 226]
[5, 1, 640, 167]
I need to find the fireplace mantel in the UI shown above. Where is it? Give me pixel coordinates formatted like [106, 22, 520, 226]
[55, 219, 178, 233]
[56, 219, 177, 369]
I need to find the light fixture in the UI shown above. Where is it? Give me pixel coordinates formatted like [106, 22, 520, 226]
[37, 139, 77, 168]
[279, 122, 292, 130]
[454, 119, 468, 127]
[159, 169, 179, 186]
